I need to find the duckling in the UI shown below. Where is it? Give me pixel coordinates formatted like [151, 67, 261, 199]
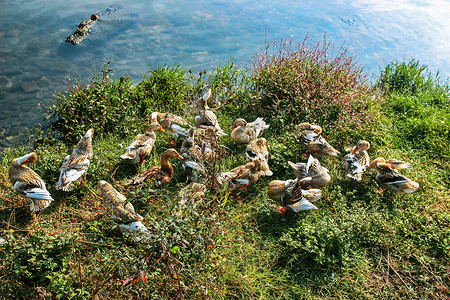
[98, 180, 147, 232]
[193, 89, 226, 136]
[9, 152, 54, 212]
[120, 123, 164, 164]
[230, 117, 269, 144]
[288, 155, 331, 189]
[245, 137, 273, 176]
[125, 148, 183, 188]
[150, 112, 190, 139]
[344, 140, 370, 181]
[267, 178, 322, 206]
[56, 128, 94, 191]
[295, 123, 340, 157]
[368, 157, 419, 193]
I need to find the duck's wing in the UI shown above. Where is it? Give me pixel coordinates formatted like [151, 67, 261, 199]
[378, 172, 420, 193]
[287, 198, 318, 212]
[248, 117, 269, 138]
[56, 158, 90, 191]
[13, 181, 53, 212]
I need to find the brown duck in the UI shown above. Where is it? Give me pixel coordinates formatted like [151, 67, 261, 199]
[245, 137, 273, 176]
[288, 155, 331, 189]
[295, 123, 340, 157]
[125, 148, 183, 188]
[120, 123, 164, 164]
[368, 157, 419, 193]
[9, 152, 54, 212]
[98, 180, 148, 231]
[56, 128, 94, 191]
[150, 111, 190, 139]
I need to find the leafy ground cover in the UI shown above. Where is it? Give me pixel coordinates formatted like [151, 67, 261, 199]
[0, 36, 449, 299]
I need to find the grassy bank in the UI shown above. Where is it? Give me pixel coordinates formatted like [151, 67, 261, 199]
[0, 37, 449, 299]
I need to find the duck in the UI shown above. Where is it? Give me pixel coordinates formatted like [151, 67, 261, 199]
[368, 157, 419, 193]
[193, 89, 226, 136]
[230, 117, 269, 144]
[178, 181, 207, 207]
[179, 137, 207, 181]
[120, 123, 164, 164]
[344, 140, 370, 181]
[150, 111, 190, 139]
[125, 148, 183, 188]
[267, 178, 322, 206]
[214, 159, 263, 194]
[295, 123, 340, 157]
[288, 154, 331, 189]
[287, 198, 318, 212]
[245, 137, 273, 176]
[189, 126, 224, 159]
[215, 158, 263, 191]
[8, 152, 54, 212]
[56, 128, 94, 191]
[98, 180, 148, 232]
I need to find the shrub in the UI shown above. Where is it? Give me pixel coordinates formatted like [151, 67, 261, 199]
[249, 34, 380, 139]
[47, 63, 139, 144]
[135, 65, 192, 116]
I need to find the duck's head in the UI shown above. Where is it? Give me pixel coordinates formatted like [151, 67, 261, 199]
[147, 122, 164, 133]
[230, 118, 247, 130]
[85, 128, 94, 138]
[16, 152, 38, 166]
[91, 14, 98, 21]
[352, 140, 370, 154]
[163, 148, 184, 160]
[150, 112, 161, 123]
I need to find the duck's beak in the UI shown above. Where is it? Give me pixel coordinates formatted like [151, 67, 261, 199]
[158, 127, 165, 132]
[230, 124, 236, 130]
[351, 146, 360, 154]
[175, 153, 184, 159]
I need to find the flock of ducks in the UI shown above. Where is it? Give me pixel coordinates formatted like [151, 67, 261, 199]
[8, 89, 420, 232]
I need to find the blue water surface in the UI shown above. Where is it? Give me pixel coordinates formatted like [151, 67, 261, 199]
[1, 0, 449, 151]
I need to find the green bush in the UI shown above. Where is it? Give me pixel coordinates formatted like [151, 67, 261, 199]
[377, 60, 450, 160]
[47, 63, 139, 144]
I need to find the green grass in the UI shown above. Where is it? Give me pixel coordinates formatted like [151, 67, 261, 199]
[0, 41, 449, 299]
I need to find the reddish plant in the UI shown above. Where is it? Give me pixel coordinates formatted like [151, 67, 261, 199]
[250, 33, 380, 138]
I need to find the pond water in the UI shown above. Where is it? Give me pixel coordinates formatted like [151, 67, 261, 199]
[1, 0, 449, 153]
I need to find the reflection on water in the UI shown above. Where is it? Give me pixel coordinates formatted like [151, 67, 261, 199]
[0, 0, 449, 152]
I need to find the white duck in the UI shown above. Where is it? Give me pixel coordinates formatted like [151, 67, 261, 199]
[9, 152, 54, 212]
[56, 128, 94, 191]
